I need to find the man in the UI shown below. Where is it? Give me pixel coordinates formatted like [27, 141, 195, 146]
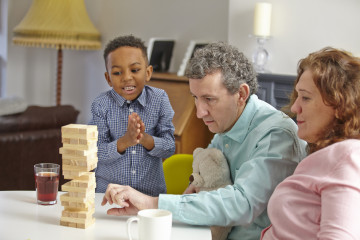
[101, 42, 307, 239]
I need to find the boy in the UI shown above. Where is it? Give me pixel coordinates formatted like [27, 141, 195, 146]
[89, 35, 175, 196]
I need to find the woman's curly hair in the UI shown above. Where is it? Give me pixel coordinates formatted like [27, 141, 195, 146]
[185, 42, 258, 95]
[283, 47, 360, 153]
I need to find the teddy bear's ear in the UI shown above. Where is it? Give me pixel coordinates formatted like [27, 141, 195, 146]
[193, 147, 203, 157]
[210, 148, 227, 165]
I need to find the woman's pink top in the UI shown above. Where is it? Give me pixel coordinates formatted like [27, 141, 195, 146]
[262, 139, 360, 240]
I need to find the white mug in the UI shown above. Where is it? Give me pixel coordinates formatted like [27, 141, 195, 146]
[126, 209, 172, 240]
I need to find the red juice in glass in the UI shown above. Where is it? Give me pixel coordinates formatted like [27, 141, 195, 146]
[35, 172, 59, 203]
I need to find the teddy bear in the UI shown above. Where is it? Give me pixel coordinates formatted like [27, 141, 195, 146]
[189, 147, 233, 240]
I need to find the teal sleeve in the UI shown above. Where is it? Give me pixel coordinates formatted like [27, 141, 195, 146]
[159, 127, 302, 228]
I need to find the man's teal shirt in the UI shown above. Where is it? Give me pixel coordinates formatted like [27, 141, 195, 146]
[159, 95, 307, 240]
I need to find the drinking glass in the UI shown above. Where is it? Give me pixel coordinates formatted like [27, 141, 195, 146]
[34, 163, 60, 205]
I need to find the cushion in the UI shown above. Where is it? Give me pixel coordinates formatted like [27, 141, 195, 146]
[0, 97, 28, 116]
[0, 105, 79, 133]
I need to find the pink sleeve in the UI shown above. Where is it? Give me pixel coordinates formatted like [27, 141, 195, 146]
[319, 153, 360, 239]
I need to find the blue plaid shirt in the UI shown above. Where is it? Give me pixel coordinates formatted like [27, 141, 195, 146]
[89, 86, 175, 196]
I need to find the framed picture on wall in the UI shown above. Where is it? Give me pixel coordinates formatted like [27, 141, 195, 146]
[147, 38, 176, 72]
[177, 40, 209, 76]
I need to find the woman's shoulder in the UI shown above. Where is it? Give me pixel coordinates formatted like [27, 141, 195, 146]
[327, 139, 360, 152]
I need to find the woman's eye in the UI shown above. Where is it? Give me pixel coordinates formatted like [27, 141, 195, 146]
[302, 96, 310, 101]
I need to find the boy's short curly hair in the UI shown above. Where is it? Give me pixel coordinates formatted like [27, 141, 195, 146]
[185, 42, 258, 95]
[103, 35, 148, 68]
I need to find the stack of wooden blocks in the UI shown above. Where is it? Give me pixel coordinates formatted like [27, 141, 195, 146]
[59, 124, 98, 229]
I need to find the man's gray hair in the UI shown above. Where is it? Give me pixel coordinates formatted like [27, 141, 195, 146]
[185, 42, 258, 95]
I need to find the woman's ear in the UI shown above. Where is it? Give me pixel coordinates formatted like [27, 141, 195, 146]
[238, 83, 250, 104]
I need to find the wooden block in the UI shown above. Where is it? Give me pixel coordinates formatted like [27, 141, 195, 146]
[62, 141, 97, 151]
[62, 156, 98, 168]
[61, 124, 98, 140]
[61, 182, 96, 193]
[62, 168, 97, 179]
[76, 218, 95, 229]
[60, 192, 95, 203]
[59, 147, 98, 157]
[62, 124, 97, 134]
[61, 207, 95, 219]
[63, 205, 94, 212]
[59, 148, 97, 161]
[62, 159, 97, 172]
[68, 172, 95, 182]
[60, 220, 77, 228]
[61, 199, 94, 209]
[61, 152, 97, 162]
[60, 218, 95, 229]
[66, 177, 95, 188]
[63, 170, 88, 180]
[75, 172, 95, 181]
[61, 124, 81, 134]
[68, 191, 91, 198]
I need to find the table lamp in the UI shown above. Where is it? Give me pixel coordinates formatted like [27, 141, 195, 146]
[252, 2, 272, 73]
[12, 0, 101, 106]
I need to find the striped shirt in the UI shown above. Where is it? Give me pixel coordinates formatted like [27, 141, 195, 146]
[89, 86, 175, 196]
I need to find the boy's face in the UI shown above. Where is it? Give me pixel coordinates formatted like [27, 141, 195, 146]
[105, 46, 152, 101]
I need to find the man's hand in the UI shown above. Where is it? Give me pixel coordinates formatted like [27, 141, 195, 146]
[183, 183, 198, 194]
[101, 184, 159, 216]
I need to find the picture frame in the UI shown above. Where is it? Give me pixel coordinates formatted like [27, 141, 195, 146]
[177, 40, 209, 76]
[147, 38, 176, 72]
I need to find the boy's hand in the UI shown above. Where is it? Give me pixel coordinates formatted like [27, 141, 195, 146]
[116, 112, 141, 153]
[136, 115, 155, 151]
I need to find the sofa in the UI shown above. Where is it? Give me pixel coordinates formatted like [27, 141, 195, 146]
[0, 105, 79, 190]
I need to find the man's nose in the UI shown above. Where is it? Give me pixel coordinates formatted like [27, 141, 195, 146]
[195, 101, 208, 119]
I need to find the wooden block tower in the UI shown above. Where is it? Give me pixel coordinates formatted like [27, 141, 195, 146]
[59, 124, 98, 229]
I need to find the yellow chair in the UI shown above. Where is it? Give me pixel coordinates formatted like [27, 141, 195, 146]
[163, 154, 193, 194]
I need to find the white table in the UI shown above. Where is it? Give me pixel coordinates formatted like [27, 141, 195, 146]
[0, 191, 211, 240]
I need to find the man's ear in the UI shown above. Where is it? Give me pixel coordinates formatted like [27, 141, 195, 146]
[145, 65, 153, 82]
[238, 83, 250, 104]
[104, 72, 112, 87]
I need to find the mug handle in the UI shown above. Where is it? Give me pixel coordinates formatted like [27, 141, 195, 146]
[126, 216, 139, 240]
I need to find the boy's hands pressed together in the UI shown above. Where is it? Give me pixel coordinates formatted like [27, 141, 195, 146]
[116, 112, 142, 153]
[137, 114, 155, 151]
[116, 112, 154, 153]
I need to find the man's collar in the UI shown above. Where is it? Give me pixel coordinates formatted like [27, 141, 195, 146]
[222, 94, 259, 142]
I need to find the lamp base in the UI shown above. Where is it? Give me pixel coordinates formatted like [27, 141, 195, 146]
[252, 37, 270, 73]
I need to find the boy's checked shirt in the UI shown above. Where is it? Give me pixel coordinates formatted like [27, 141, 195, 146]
[89, 86, 175, 196]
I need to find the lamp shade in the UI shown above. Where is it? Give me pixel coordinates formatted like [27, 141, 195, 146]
[12, 0, 101, 50]
[253, 2, 272, 37]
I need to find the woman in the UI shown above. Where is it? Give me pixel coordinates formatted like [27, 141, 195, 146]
[261, 47, 360, 239]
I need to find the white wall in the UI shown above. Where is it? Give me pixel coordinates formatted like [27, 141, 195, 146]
[0, 0, 8, 96]
[229, 0, 360, 75]
[4, 0, 360, 123]
[5, 0, 229, 123]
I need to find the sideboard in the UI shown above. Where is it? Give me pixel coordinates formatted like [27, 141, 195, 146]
[257, 73, 296, 110]
[148, 73, 214, 154]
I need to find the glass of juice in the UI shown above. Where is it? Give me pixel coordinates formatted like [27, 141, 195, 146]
[34, 163, 60, 205]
